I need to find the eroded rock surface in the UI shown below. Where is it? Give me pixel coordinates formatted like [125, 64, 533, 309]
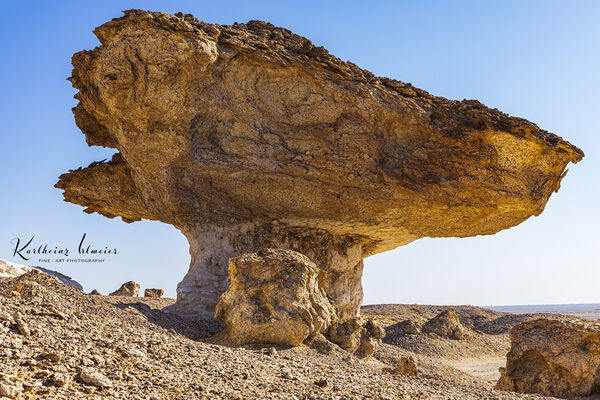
[215, 248, 335, 346]
[422, 310, 471, 340]
[110, 281, 140, 297]
[496, 318, 600, 398]
[144, 289, 164, 298]
[56, 10, 583, 319]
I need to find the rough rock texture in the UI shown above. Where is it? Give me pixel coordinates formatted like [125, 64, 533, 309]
[30, 266, 83, 291]
[422, 310, 471, 340]
[327, 317, 386, 358]
[0, 260, 82, 291]
[215, 248, 335, 346]
[109, 281, 140, 297]
[383, 356, 418, 376]
[56, 9, 583, 320]
[0, 259, 30, 279]
[496, 318, 600, 398]
[144, 288, 164, 298]
[89, 289, 101, 295]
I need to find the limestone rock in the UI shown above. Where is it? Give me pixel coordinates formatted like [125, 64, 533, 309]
[383, 356, 418, 376]
[0, 259, 83, 291]
[89, 289, 102, 295]
[422, 310, 471, 340]
[496, 318, 600, 398]
[110, 281, 140, 297]
[215, 248, 335, 346]
[79, 370, 112, 388]
[327, 317, 386, 359]
[144, 288, 164, 298]
[56, 10, 583, 319]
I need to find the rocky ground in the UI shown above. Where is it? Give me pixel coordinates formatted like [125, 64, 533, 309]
[0, 271, 589, 400]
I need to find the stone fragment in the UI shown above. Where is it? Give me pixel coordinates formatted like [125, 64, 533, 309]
[56, 9, 583, 321]
[0, 381, 23, 398]
[144, 288, 164, 298]
[13, 313, 31, 336]
[496, 318, 600, 398]
[110, 281, 140, 297]
[79, 370, 112, 388]
[216, 249, 335, 346]
[422, 310, 471, 340]
[383, 356, 418, 376]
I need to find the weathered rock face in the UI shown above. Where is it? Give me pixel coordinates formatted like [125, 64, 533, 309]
[144, 288, 165, 298]
[496, 319, 600, 398]
[327, 317, 386, 358]
[56, 10, 582, 320]
[215, 248, 335, 346]
[110, 281, 140, 297]
[422, 310, 471, 340]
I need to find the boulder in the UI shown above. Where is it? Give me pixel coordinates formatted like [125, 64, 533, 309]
[89, 289, 102, 295]
[144, 288, 164, 298]
[422, 310, 471, 340]
[383, 356, 418, 376]
[496, 318, 600, 398]
[215, 248, 335, 346]
[327, 317, 386, 358]
[110, 281, 140, 297]
[56, 10, 582, 320]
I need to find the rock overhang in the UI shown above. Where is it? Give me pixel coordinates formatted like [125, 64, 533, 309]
[56, 9, 584, 258]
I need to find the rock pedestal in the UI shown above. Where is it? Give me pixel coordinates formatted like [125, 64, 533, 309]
[166, 224, 363, 321]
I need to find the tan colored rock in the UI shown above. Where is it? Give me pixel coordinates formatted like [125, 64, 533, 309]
[110, 281, 140, 297]
[327, 317, 386, 358]
[56, 10, 582, 320]
[383, 356, 418, 376]
[422, 309, 471, 340]
[496, 318, 600, 398]
[89, 289, 102, 295]
[144, 288, 164, 298]
[215, 248, 335, 346]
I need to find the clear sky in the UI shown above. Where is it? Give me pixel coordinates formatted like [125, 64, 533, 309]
[0, 1, 598, 305]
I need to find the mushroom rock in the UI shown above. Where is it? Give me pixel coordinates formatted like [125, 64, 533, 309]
[56, 10, 583, 320]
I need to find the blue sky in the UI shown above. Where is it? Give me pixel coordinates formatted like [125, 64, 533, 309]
[0, 1, 598, 305]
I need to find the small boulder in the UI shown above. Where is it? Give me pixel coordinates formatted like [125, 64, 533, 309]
[89, 289, 102, 295]
[383, 356, 418, 376]
[422, 309, 471, 340]
[215, 248, 335, 346]
[327, 317, 386, 359]
[144, 288, 164, 298]
[109, 281, 140, 297]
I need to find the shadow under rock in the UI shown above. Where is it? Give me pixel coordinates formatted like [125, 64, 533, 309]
[108, 300, 224, 341]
